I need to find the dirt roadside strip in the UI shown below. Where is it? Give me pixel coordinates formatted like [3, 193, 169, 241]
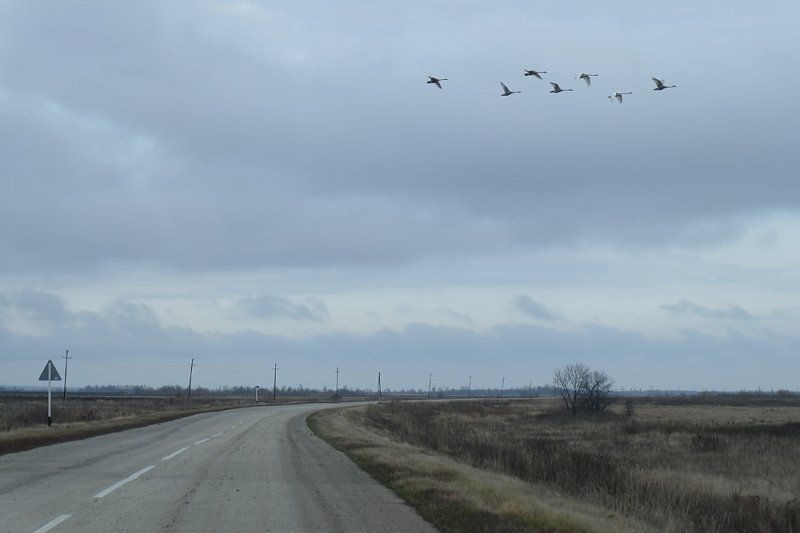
[308, 404, 653, 533]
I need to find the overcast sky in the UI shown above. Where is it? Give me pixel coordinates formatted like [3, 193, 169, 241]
[2, 1, 799, 392]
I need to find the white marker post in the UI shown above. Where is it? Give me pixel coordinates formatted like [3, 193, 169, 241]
[39, 360, 62, 426]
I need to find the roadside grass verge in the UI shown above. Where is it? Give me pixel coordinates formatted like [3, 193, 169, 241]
[312, 398, 800, 532]
[309, 405, 649, 533]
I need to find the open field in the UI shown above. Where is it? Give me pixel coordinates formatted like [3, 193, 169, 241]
[0, 393, 323, 455]
[310, 396, 800, 532]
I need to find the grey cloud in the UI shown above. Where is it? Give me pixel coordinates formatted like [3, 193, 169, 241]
[660, 300, 756, 322]
[1, 1, 799, 395]
[1, 2, 798, 276]
[0, 289, 71, 324]
[0, 291, 172, 342]
[434, 306, 474, 325]
[512, 294, 559, 321]
[237, 295, 328, 322]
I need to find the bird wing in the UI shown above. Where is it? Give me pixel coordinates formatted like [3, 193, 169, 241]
[652, 77, 664, 88]
[501, 82, 510, 93]
[532, 71, 542, 79]
[550, 82, 560, 90]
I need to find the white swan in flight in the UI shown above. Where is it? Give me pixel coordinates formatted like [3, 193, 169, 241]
[652, 78, 676, 91]
[577, 73, 598, 86]
[608, 91, 632, 103]
[549, 82, 573, 93]
[523, 69, 546, 79]
[500, 82, 521, 96]
[427, 76, 447, 89]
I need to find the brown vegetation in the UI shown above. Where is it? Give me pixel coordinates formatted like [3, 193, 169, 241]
[333, 396, 800, 532]
[310, 404, 642, 533]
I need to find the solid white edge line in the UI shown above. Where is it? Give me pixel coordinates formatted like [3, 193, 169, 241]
[162, 446, 190, 461]
[32, 514, 71, 533]
[193, 438, 210, 446]
[93, 465, 156, 498]
[212, 432, 224, 438]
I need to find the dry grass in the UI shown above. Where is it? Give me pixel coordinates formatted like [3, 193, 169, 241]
[312, 397, 800, 532]
[310, 405, 654, 533]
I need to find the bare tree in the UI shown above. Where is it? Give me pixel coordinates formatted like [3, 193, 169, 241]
[553, 363, 589, 415]
[553, 364, 616, 415]
[582, 370, 615, 412]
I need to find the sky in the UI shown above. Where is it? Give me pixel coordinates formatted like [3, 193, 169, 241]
[1, 1, 799, 392]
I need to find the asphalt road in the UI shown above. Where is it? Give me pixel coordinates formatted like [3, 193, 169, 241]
[0, 403, 438, 532]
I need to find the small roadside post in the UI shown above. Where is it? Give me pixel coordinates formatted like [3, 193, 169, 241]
[38, 359, 62, 426]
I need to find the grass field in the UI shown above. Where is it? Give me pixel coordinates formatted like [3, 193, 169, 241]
[311, 396, 800, 532]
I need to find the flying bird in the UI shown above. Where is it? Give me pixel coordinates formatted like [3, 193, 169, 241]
[500, 82, 521, 96]
[523, 69, 546, 79]
[549, 82, 573, 93]
[427, 76, 447, 89]
[651, 77, 676, 90]
[577, 73, 598, 86]
[608, 91, 633, 103]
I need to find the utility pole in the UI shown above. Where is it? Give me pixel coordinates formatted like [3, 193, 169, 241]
[255, 385, 259, 403]
[377, 372, 382, 399]
[272, 363, 278, 401]
[62, 349, 72, 400]
[428, 373, 432, 399]
[500, 377, 505, 398]
[529, 379, 533, 398]
[335, 367, 340, 399]
[187, 358, 196, 399]
[468, 375, 471, 398]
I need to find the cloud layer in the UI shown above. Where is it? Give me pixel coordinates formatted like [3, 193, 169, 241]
[1, 1, 799, 390]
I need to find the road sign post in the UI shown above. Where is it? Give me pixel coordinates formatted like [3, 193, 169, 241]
[39, 360, 62, 426]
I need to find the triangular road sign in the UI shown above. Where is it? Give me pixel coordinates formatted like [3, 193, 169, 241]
[38, 360, 62, 381]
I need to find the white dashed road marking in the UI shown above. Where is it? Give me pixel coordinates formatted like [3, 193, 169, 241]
[32, 514, 71, 533]
[94, 465, 156, 499]
[162, 446, 190, 461]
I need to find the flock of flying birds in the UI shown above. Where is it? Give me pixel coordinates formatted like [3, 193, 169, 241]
[426, 70, 676, 103]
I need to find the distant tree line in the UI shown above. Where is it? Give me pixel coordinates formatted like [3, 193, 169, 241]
[3, 379, 794, 400]
[69, 383, 560, 398]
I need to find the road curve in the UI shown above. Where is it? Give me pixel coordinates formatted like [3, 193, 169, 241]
[0, 403, 438, 532]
